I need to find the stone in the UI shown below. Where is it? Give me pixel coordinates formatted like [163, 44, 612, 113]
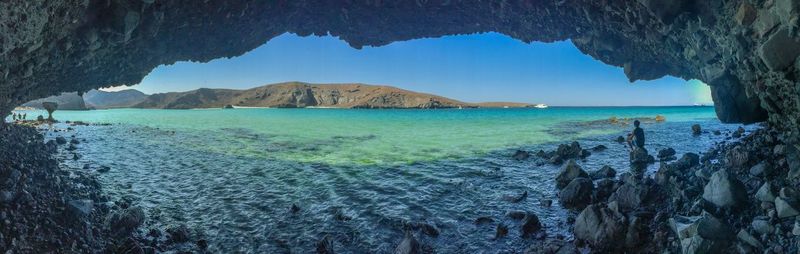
[655, 115, 666, 122]
[494, 224, 508, 240]
[692, 124, 701, 135]
[98, 166, 111, 173]
[756, 182, 776, 203]
[725, 145, 749, 169]
[290, 203, 301, 213]
[394, 232, 421, 254]
[657, 147, 676, 161]
[316, 234, 335, 254]
[166, 224, 190, 243]
[474, 216, 493, 225]
[734, 3, 757, 26]
[749, 161, 771, 177]
[674, 153, 700, 170]
[736, 229, 762, 249]
[55, 136, 67, 145]
[591, 145, 607, 151]
[629, 147, 650, 164]
[107, 206, 145, 238]
[702, 170, 747, 208]
[588, 165, 616, 180]
[793, 220, 800, 236]
[512, 150, 530, 160]
[775, 196, 800, 218]
[554, 160, 588, 189]
[615, 136, 625, 143]
[574, 204, 626, 251]
[558, 177, 593, 209]
[751, 219, 773, 235]
[506, 211, 526, 220]
[759, 28, 800, 71]
[67, 199, 93, 219]
[671, 213, 734, 254]
[610, 182, 648, 212]
[787, 145, 800, 179]
[593, 178, 616, 202]
[520, 213, 543, 238]
[502, 190, 527, 203]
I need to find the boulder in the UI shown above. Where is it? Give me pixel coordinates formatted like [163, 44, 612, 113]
[755, 182, 776, 203]
[692, 124, 701, 135]
[749, 161, 771, 177]
[615, 136, 625, 143]
[734, 2, 756, 26]
[673, 153, 700, 170]
[775, 197, 800, 218]
[670, 213, 734, 254]
[55, 136, 67, 145]
[107, 207, 145, 238]
[629, 147, 650, 164]
[166, 224, 190, 243]
[502, 190, 527, 203]
[724, 145, 750, 169]
[574, 204, 627, 251]
[593, 178, 617, 202]
[394, 232, 421, 254]
[494, 224, 508, 240]
[787, 145, 800, 179]
[512, 150, 530, 160]
[555, 160, 588, 189]
[591, 145, 607, 151]
[759, 28, 800, 71]
[558, 177, 593, 209]
[655, 115, 666, 122]
[657, 148, 676, 161]
[589, 165, 616, 180]
[520, 213, 543, 238]
[316, 234, 335, 254]
[751, 218, 773, 235]
[610, 182, 649, 212]
[736, 229, 762, 250]
[67, 199, 93, 220]
[702, 170, 747, 208]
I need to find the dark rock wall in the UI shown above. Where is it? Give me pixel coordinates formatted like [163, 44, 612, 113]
[1, 0, 799, 139]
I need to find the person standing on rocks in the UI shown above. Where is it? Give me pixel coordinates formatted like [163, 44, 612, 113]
[627, 120, 645, 150]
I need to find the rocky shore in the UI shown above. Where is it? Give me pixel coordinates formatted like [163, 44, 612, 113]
[507, 122, 799, 253]
[0, 122, 208, 253]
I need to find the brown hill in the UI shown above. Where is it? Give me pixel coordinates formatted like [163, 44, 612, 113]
[135, 82, 485, 109]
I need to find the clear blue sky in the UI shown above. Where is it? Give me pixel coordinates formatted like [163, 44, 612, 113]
[119, 32, 712, 106]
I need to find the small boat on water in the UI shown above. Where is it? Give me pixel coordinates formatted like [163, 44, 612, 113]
[534, 104, 548, 109]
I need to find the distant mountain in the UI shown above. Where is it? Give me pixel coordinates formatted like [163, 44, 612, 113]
[135, 82, 509, 109]
[84, 89, 148, 109]
[22, 92, 87, 110]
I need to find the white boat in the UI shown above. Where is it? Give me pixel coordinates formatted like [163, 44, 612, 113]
[533, 104, 548, 109]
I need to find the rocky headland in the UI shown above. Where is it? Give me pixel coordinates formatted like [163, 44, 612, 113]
[133, 82, 530, 109]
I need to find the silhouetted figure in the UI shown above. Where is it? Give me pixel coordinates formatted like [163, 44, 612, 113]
[11, 113, 16, 121]
[22, 113, 26, 120]
[627, 120, 645, 150]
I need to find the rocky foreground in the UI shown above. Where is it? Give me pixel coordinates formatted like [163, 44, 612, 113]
[512, 123, 799, 254]
[0, 123, 208, 253]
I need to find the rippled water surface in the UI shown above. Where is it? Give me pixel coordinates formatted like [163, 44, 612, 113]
[15, 107, 749, 253]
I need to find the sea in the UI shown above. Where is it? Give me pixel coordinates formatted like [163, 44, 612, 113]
[7, 106, 752, 253]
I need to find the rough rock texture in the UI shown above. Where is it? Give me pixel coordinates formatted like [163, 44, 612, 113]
[3, 0, 800, 135]
[134, 82, 476, 109]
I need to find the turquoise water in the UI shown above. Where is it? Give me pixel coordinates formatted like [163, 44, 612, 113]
[14, 106, 745, 253]
[17, 107, 717, 165]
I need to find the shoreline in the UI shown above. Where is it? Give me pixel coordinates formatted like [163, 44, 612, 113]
[1, 116, 784, 253]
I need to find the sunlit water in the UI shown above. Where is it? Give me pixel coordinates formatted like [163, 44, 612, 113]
[10, 107, 749, 253]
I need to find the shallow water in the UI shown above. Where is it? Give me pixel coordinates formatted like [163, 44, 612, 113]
[19, 107, 750, 253]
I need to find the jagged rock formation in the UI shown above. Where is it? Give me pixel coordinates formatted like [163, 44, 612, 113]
[134, 82, 493, 109]
[21, 92, 86, 110]
[83, 89, 148, 109]
[1, 1, 798, 135]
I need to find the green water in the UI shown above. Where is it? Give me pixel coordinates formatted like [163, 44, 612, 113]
[17, 107, 717, 165]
